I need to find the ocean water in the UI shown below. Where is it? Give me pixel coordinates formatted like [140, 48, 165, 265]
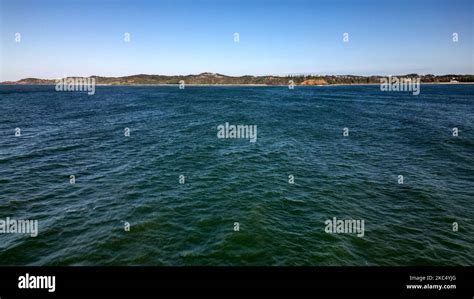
[0, 84, 473, 266]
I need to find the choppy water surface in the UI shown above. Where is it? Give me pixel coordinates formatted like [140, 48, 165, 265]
[0, 84, 473, 265]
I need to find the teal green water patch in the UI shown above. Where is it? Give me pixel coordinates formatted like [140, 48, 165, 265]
[0, 85, 473, 265]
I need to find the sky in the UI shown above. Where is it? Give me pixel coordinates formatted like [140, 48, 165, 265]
[0, 0, 473, 81]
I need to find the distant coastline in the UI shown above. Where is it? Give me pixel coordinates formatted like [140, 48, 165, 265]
[2, 72, 474, 86]
[2, 83, 474, 88]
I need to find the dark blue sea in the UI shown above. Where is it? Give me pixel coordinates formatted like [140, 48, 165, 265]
[0, 84, 473, 265]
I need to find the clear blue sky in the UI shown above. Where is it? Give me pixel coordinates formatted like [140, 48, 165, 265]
[1, 0, 473, 81]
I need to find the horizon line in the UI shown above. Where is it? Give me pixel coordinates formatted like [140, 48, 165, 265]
[3, 72, 474, 82]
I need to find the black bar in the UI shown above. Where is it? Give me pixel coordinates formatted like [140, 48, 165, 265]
[0, 267, 472, 298]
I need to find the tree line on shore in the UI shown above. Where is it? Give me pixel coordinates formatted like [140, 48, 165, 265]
[3, 73, 474, 85]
